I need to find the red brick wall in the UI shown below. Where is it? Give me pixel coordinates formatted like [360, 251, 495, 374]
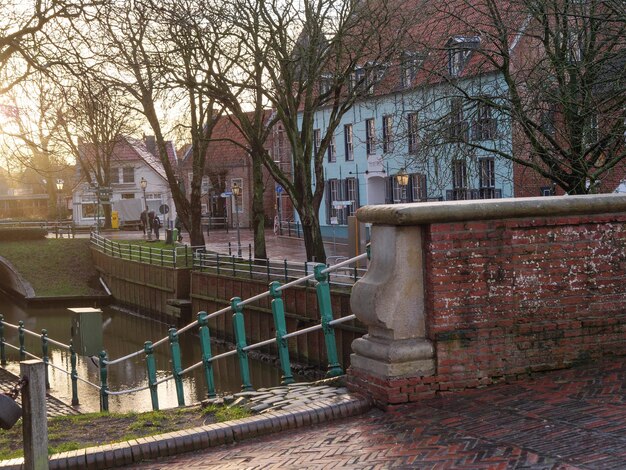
[349, 213, 626, 405]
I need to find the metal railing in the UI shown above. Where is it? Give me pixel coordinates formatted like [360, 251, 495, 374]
[0, 253, 368, 412]
[0, 220, 76, 238]
[194, 250, 366, 286]
[90, 232, 198, 268]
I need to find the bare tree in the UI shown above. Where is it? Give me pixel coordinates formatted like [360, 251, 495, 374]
[228, 0, 415, 262]
[412, 0, 626, 195]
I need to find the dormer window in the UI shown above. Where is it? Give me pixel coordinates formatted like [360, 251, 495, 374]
[400, 52, 423, 89]
[447, 35, 480, 77]
[319, 73, 333, 96]
[351, 62, 385, 95]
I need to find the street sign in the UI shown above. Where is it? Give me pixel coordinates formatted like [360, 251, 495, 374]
[220, 191, 233, 197]
[159, 204, 169, 214]
[276, 185, 283, 194]
[332, 200, 353, 208]
[330, 217, 339, 225]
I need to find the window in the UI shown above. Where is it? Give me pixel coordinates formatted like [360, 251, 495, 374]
[344, 124, 353, 161]
[319, 73, 333, 95]
[407, 113, 419, 153]
[448, 98, 468, 142]
[447, 36, 480, 77]
[479, 158, 496, 198]
[366, 119, 376, 155]
[327, 179, 340, 224]
[472, 101, 496, 141]
[313, 129, 321, 156]
[382, 115, 393, 153]
[452, 159, 468, 199]
[541, 186, 555, 196]
[400, 52, 421, 88]
[121, 193, 135, 199]
[122, 167, 134, 183]
[201, 175, 211, 194]
[110, 168, 119, 184]
[351, 63, 384, 94]
[392, 178, 408, 203]
[410, 173, 427, 201]
[345, 178, 358, 216]
[540, 104, 556, 136]
[328, 132, 336, 163]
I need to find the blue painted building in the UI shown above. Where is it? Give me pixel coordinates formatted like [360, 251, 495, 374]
[300, 67, 514, 241]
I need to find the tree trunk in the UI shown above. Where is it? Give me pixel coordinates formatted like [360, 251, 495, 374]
[251, 155, 267, 260]
[299, 205, 326, 263]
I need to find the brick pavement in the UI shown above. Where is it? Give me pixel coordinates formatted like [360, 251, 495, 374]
[127, 357, 626, 469]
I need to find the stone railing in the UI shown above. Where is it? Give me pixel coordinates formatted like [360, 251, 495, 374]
[348, 194, 626, 406]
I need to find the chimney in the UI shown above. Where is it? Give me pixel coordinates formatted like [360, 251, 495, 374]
[145, 135, 157, 157]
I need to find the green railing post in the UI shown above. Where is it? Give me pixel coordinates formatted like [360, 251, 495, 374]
[232, 255, 236, 276]
[0, 314, 6, 366]
[161, 248, 164, 266]
[70, 340, 79, 405]
[314, 264, 343, 377]
[99, 350, 109, 412]
[269, 282, 294, 385]
[172, 248, 176, 267]
[197, 312, 216, 398]
[284, 260, 288, 283]
[216, 253, 220, 275]
[149, 246, 152, 265]
[185, 246, 189, 266]
[18, 320, 25, 361]
[144, 341, 159, 411]
[168, 328, 185, 406]
[41, 329, 50, 389]
[266, 258, 270, 281]
[231, 297, 253, 391]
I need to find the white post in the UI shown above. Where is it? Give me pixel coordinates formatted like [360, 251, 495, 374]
[20, 360, 49, 470]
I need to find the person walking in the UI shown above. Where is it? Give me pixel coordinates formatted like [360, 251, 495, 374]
[140, 209, 148, 235]
[148, 211, 155, 238]
[153, 214, 161, 240]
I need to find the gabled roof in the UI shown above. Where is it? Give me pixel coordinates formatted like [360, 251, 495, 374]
[123, 136, 168, 181]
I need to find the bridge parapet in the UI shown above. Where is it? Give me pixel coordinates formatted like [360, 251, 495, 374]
[349, 194, 626, 407]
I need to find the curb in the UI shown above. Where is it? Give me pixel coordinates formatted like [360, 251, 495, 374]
[0, 393, 371, 470]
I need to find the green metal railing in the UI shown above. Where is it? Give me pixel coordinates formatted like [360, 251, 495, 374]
[0, 253, 368, 412]
[90, 232, 197, 268]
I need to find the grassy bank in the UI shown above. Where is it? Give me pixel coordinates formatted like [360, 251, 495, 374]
[0, 405, 249, 460]
[0, 239, 105, 296]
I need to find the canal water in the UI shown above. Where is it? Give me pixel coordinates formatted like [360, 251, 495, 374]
[0, 293, 299, 413]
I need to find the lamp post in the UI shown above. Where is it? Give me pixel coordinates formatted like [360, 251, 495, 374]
[232, 182, 242, 258]
[56, 179, 64, 237]
[396, 169, 409, 202]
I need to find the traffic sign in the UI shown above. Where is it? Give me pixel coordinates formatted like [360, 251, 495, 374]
[220, 191, 233, 197]
[159, 204, 169, 214]
[276, 185, 283, 194]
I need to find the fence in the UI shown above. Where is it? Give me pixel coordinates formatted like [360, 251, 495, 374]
[0, 220, 76, 238]
[0, 254, 367, 412]
[90, 232, 197, 268]
[90, 232, 366, 286]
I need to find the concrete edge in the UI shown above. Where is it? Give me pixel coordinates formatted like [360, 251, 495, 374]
[356, 193, 626, 225]
[0, 393, 372, 470]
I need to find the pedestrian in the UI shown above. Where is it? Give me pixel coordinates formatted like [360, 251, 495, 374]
[153, 214, 161, 240]
[140, 209, 148, 235]
[148, 211, 155, 237]
[175, 216, 183, 242]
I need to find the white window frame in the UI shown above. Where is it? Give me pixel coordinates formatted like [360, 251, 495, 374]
[344, 124, 354, 161]
[366, 118, 376, 155]
[382, 115, 393, 153]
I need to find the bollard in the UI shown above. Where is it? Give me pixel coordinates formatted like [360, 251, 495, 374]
[41, 329, 50, 389]
[228, 242, 232, 256]
[248, 244, 251, 260]
[231, 297, 253, 391]
[99, 351, 109, 412]
[21, 360, 48, 470]
[284, 259, 288, 283]
[144, 341, 159, 411]
[0, 314, 6, 366]
[168, 328, 186, 406]
[232, 255, 236, 276]
[314, 264, 343, 377]
[69, 340, 79, 405]
[197, 312, 216, 398]
[216, 253, 220, 275]
[18, 320, 25, 361]
[269, 282, 294, 384]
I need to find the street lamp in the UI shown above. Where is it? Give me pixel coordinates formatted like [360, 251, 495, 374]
[396, 169, 409, 203]
[56, 179, 64, 237]
[140, 177, 151, 240]
[232, 182, 242, 258]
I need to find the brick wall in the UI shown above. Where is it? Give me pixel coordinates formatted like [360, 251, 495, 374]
[349, 212, 626, 405]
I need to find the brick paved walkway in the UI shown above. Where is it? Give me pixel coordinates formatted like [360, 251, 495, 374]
[128, 358, 626, 469]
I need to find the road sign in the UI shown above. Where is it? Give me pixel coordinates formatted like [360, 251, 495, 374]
[159, 204, 169, 215]
[276, 185, 283, 194]
[332, 200, 353, 208]
[220, 191, 233, 197]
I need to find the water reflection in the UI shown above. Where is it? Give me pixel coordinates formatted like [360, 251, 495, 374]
[1, 293, 296, 413]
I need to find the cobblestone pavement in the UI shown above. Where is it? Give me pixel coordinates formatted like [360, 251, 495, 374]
[0, 367, 79, 418]
[128, 357, 626, 469]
